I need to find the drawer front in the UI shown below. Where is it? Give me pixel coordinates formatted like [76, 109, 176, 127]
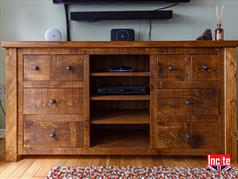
[24, 55, 51, 81]
[24, 55, 84, 81]
[24, 89, 84, 114]
[157, 89, 219, 116]
[157, 122, 219, 149]
[157, 55, 187, 81]
[54, 55, 84, 81]
[191, 55, 218, 81]
[24, 121, 84, 148]
[157, 122, 188, 149]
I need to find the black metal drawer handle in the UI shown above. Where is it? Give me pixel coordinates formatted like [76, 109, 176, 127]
[48, 99, 57, 105]
[168, 65, 174, 71]
[185, 99, 193, 105]
[184, 132, 192, 141]
[65, 66, 73, 71]
[32, 65, 39, 71]
[202, 64, 210, 71]
[49, 129, 56, 138]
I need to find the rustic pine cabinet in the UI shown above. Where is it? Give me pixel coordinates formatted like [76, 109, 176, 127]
[2, 41, 237, 162]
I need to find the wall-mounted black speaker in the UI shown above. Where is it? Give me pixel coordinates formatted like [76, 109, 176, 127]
[111, 29, 135, 41]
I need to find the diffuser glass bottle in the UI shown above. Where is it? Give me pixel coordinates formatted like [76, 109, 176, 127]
[215, 24, 224, 41]
[215, 6, 224, 41]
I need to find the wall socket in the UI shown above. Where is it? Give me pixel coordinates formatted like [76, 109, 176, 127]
[0, 129, 5, 138]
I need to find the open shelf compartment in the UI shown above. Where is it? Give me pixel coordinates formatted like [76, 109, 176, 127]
[90, 55, 150, 73]
[91, 110, 149, 124]
[89, 54, 151, 148]
[91, 125, 150, 148]
[90, 100, 150, 125]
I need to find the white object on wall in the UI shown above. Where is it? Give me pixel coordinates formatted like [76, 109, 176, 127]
[44, 28, 62, 41]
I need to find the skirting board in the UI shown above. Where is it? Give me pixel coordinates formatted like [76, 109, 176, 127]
[0, 129, 5, 138]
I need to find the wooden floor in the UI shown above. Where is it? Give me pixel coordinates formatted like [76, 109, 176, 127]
[0, 138, 221, 179]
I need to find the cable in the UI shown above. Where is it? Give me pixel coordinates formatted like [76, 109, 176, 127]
[138, 20, 142, 41]
[148, 2, 178, 41]
[0, 99, 5, 116]
[148, 19, 152, 41]
[154, 3, 178, 11]
[64, 4, 71, 41]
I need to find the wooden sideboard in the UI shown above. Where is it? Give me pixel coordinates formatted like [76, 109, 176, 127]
[2, 41, 238, 162]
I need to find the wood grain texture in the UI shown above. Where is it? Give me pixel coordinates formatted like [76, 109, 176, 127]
[5, 48, 19, 162]
[157, 89, 219, 116]
[3, 41, 238, 48]
[83, 55, 90, 147]
[150, 55, 157, 148]
[157, 55, 187, 81]
[17, 49, 24, 156]
[191, 55, 218, 81]
[157, 122, 219, 151]
[1, 139, 219, 179]
[224, 48, 237, 163]
[23, 89, 84, 114]
[2, 43, 237, 160]
[23, 121, 84, 151]
[24, 55, 51, 81]
[24, 54, 84, 81]
[91, 110, 149, 124]
[92, 128, 149, 148]
[53, 55, 84, 81]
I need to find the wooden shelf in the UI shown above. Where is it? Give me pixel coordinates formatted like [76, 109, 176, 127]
[91, 110, 150, 124]
[91, 72, 150, 77]
[91, 95, 150, 101]
[92, 129, 149, 148]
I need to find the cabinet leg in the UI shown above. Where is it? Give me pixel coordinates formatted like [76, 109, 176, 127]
[6, 152, 21, 162]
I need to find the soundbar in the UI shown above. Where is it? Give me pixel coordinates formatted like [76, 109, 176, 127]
[54, 0, 190, 4]
[71, 10, 173, 21]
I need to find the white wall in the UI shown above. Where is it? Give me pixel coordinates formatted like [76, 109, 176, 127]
[0, 0, 238, 128]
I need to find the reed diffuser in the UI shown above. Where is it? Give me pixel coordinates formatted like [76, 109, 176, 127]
[215, 5, 224, 41]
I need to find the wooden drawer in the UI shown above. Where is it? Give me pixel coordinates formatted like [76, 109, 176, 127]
[23, 121, 84, 149]
[157, 122, 219, 149]
[23, 89, 84, 114]
[191, 55, 218, 81]
[157, 89, 219, 116]
[24, 55, 51, 81]
[24, 55, 84, 81]
[54, 55, 83, 81]
[157, 55, 187, 81]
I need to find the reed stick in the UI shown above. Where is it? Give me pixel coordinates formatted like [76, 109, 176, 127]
[219, 5, 224, 24]
[216, 6, 219, 24]
[216, 5, 224, 25]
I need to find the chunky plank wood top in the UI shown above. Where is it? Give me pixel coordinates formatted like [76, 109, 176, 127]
[2, 41, 238, 48]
